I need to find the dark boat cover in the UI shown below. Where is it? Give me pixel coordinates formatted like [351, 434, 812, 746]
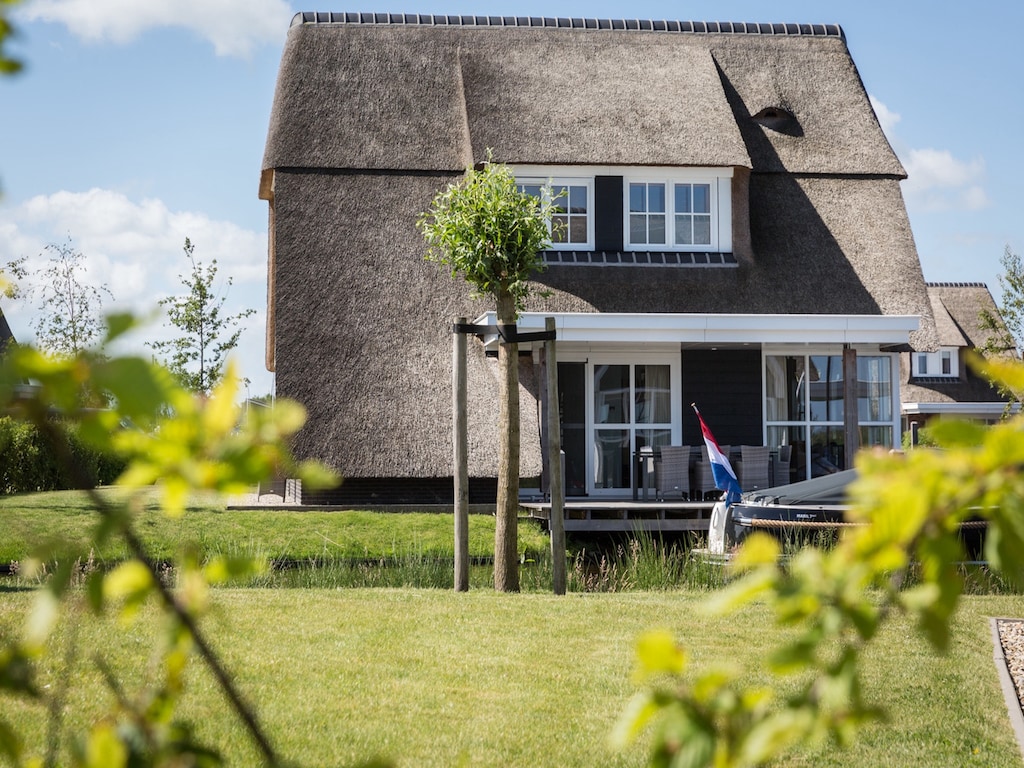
[742, 469, 856, 507]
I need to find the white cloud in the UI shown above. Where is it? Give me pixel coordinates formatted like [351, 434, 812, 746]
[869, 94, 901, 138]
[869, 93, 991, 214]
[0, 188, 272, 393]
[20, 0, 294, 57]
[902, 148, 989, 212]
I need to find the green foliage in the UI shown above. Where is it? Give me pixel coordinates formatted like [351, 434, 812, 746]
[0, 416, 126, 493]
[983, 245, 1024, 355]
[0, 311, 338, 766]
[29, 239, 113, 359]
[0, 0, 21, 76]
[148, 238, 255, 395]
[618, 357, 1024, 767]
[417, 153, 552, 313]
[980, 246, 1024, 407]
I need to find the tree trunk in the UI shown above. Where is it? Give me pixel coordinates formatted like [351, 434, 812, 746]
[494, 290, 520, 592]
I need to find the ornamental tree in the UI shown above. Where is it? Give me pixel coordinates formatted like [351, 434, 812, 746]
[149, 238, 255, 396]
[418, 155, 553, 592]
[31, 239, 113, 358]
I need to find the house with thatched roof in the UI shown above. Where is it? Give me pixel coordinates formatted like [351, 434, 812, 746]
[902, 283, 1014, 434]
[0, 305, 14, 355]
[260, 13, 939, 505]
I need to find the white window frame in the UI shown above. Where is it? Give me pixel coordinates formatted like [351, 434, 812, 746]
[762, 346, 901, 480]
[912, 347, 959, 378]
[623, 168, 732, 252]
[515, 177, 594, 251]
[559, 349, 682, 497]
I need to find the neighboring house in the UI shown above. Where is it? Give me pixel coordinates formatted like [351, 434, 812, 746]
[0, 304, 14, 354]
[902, 282, 1015, 435]
[260, 13, 938, 504]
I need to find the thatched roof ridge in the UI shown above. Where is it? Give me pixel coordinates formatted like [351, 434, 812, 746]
[290, 13, 844, 37]
[262, 18, 900, 179]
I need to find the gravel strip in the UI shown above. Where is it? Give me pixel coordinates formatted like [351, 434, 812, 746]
[999, 619, 1024, 711]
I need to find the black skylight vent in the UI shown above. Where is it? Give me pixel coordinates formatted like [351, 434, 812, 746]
[752, 106, 802, 136]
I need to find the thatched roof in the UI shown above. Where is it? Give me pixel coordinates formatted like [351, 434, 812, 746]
[901, 283, 1008, 407]
[0, 305, 13, 353]
[262, 15, 902, 179]
[926, 283, 1007, 351]
[262, 15, 937, 477]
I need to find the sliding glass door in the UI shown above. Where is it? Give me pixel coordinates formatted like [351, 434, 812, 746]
[764, 351, 897, 483]
[559, 353, 680, 496]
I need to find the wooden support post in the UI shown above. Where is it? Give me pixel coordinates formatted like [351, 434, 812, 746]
[843, 346, 860, 470]
[545, 317, 566, 595]
[453, 317, 469, 592]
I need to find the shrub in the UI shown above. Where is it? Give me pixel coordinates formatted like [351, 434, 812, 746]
[0, 416, 126, 493]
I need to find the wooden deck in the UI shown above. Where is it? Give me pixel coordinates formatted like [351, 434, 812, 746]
[521, 499, 717, 533]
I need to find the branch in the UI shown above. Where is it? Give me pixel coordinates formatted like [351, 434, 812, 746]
[31, 409, 282, 767]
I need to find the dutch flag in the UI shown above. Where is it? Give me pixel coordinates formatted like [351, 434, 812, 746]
[692, 404, 743, 505]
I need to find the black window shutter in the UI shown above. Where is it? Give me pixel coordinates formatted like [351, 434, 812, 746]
[594, 176, 623, 251]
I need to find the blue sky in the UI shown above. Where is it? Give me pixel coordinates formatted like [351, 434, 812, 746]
[2, 0, 1021, 397]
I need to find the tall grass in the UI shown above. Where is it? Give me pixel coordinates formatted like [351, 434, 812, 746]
[208, 530, 732, 592]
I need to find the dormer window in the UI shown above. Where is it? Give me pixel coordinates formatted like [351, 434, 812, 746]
[624, 170, 728, 252]
[516, 177, 593, 250]
[513, 165, 734, 262]
[913, 348, 959, 378]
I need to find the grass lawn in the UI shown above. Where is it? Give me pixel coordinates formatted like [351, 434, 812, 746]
[0, 488, 550, 564]
[0, 588, 1022, 767]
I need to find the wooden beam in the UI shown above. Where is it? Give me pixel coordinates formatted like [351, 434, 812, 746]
[452, 317, 469, 592]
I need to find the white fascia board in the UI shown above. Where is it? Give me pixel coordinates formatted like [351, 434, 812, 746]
[512, 164, 735, 179]
[474, 312, 920, 346]
[902, 401, 1019, 416]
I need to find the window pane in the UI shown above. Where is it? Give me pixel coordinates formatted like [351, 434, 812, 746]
[693, 184, 711, 213]
[569, 185, 587, 213]
[649, 184, 666, 212]
[858, 356, 892, 422]
[649, 214, 666, 244]
[551, 187, 568, 214]
[594, 364, 629, 424]
[809, 355, 843, 422]
[675, 184, 692, 213]
[594, 430, 629, 489]
[860, 425, 892, 449]
[569, 216, 587, 243]
[767, 425, 806, 483]
[693, 215, 711, 245]
[558, 362, 587, 496]
[675, 215, 693, 245]
[941, 352, 951, 375]
[636, 429, 672, 451]
[629, 184, 646, 212]
[521, 184, 542, 199]
[630, 215, 647, 243]
[635, 364, 671, 424]
[765, 355, 806, 421]
[551, 215, 568, 243]
[810, 426, 844, 475]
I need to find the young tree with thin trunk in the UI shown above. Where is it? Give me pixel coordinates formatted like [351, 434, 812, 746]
[980, 245, 1024, 408]
[418, 155, 553, 592]
[150, 238, 255, 396]
[31, 239, 113, 358]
